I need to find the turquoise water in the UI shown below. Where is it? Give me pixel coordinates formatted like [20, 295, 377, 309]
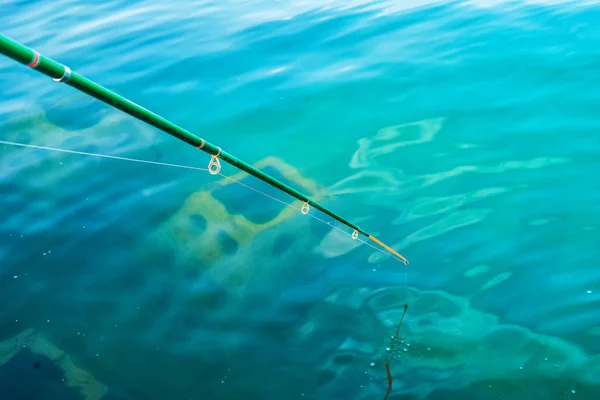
[1, 0, 600, 399]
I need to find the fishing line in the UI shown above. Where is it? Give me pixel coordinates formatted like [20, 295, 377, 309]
[0, 139, 405, 263]
[0, 140, 209, 172]
[219, 172, 404, 261]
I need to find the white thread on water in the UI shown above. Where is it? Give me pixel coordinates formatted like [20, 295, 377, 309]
[0, 140, 209, 172]
[218, 172, 404, 263]
[0, 140, 405, 264]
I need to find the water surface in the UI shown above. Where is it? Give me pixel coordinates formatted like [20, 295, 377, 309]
[1, 1, 600, 399]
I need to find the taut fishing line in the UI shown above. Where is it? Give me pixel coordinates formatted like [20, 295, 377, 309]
[0, 139, 405, 263]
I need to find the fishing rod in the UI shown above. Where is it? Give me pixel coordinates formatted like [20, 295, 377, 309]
[0, 33, 408, 264]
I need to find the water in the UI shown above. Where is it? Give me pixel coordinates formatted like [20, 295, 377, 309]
[1, 0, 599, 399]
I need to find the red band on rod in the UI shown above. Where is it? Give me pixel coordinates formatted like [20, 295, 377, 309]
[27, 51, 40, 68]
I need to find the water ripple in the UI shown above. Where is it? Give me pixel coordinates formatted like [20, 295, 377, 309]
[2, 1, 600, 399]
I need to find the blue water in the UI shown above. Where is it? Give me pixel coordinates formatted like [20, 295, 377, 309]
[1, 1, 600, 399]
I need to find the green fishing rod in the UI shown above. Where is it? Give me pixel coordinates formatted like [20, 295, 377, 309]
[0, 33, 408, 264]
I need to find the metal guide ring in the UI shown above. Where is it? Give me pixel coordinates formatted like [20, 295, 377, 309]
[352, 230, 358, 240]
[208, 156, 221, 175]
[301, 202, 310, 215]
